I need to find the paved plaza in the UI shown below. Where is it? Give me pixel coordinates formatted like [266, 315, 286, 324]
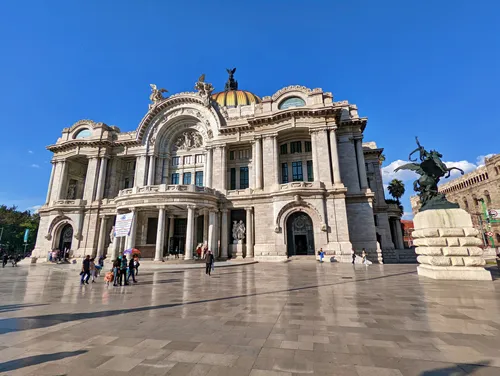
[0, 263, 500, 375]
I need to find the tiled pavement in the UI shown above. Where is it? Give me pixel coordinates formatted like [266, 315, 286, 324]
[0, 262, 499, 375]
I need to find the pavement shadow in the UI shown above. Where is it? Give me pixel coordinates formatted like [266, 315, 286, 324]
[0, 350, 86, 373]
[0, 270, 415, 334]
[0, 303, 47, 313]
[420, 360, 490, 375]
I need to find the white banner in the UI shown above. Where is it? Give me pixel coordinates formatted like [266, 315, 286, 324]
[114, 212, 134, 238]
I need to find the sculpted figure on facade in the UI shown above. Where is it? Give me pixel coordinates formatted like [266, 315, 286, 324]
[194, 74, 214, 107]
[109, 226, 115, 243]
[149, 84, 168, 109]
[173, 131, 203, 150]
[232, 220, 246, 242]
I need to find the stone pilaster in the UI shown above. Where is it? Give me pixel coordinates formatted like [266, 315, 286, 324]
[45, 161, 56, 204]
[155, 206, 165, 261]
[329, 129, 342, 185]
[354, 137, 368, 190]
[147, 155, 156, 185]
[220, 209, 228, 258]
[95, 157, 108, 201]
[255, 137, 263, 189]
[205, 147, 213, 188]
[185, 206, 195, 259]
[414, 208, 492, 280]
[54, 160, 68, 201]
[246, 207, 254, 258]
[310, 132, 320, 183]
[134, 155, 147, 187]
[83, 157, 99, 201]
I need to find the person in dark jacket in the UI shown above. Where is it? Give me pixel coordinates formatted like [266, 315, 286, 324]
[80, 255, 91, 285]
[112, 258, 121, 286]
[120, 255, 129, 285]
[205, 250, 214, 276]
[128, 257, 137, 283]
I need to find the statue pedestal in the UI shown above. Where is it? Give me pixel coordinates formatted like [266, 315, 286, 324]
[414, 208, 492, 281]
[230, 240, 245, 259]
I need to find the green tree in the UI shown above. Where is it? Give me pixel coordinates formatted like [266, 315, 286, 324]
[387, 179, 405, 204]
[0, 205, 40, 254]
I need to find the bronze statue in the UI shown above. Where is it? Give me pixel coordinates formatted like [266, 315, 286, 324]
[395, 137, 465, 212]
[224, 68, 238, 91]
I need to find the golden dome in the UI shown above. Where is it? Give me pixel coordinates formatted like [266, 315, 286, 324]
[211, 90, 261, 107]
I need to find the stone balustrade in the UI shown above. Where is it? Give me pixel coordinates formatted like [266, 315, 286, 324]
[118, 184, 216, 197]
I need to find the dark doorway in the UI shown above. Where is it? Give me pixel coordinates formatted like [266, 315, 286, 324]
[286, 212, 315, 256]
[58, 224, 73, 253]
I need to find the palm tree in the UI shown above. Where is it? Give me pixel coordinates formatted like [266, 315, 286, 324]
[387, 179, 405, 204]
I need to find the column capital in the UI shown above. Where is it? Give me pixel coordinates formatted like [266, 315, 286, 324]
[187, 204, 196, 210]
[156, 205, 167, 210]
[309, 127, 329, 135]
[220, 208, 229, 213]
[263, 133, 278, 139]
[87, 156, 99, 160]
[253, 135, 263, 141]
[244, 207, 253, 212]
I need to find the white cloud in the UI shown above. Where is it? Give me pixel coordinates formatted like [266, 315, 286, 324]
[27, 205, 42, 213]
[402, 212, 414, 220]
[28, 150, 34, 154]
[381, 160, 418, 183]
[31, 164, 40, 168]
[476, 154, 494, 167]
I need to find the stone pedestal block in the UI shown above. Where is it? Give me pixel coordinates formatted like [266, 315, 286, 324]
[230, 241, 245, 259]
[413, 208, 492, 281]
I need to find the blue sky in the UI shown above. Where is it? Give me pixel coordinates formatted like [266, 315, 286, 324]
[0, 1, 499, 215]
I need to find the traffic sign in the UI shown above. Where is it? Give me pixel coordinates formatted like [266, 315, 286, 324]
[486, 231, 493, 237]
[488, 209, 498, 218]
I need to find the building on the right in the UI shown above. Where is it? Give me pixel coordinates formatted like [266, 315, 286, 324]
[411, 154, 500, 247]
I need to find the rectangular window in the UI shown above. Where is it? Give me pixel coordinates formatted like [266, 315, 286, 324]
[305, 141, 312, 152]
[280, 144, 288, 155]
[146, 218, 158, 244]
[183, 172, 192, 185]
[230, 168, 236, 190]
[240, 166, 249, 189]
[229, 151, 235, 160]
[195, 154, 204, 164]
[184, 155, 193, 165]
[172, 157, 180, 166]
[292, 161, 303, 181]
[171, 173, 179, 185]
[306, 160, 313, 182]
[290, 141, 302, 154]
[195, 171, 203, 187]
[281, 163, 289, 184]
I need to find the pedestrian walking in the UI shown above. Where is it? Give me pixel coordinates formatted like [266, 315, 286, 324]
[80, 255, 91, 285]
[318, 248, 325, 263]
[128, 256, 137, 283]
[351, 249, 356, 264]
[120, 255, 129, 285]
[2, 253, 8, 268]
[205, 250, 214, 276]
[134, 257, 140, 275]
[112, 258, 121, 286]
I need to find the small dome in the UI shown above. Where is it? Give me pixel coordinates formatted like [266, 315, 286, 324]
[212, 90, 261, 107]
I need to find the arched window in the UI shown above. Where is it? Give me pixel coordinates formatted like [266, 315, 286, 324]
[74, 128, 92, 139]
[278, 97, 306, 110]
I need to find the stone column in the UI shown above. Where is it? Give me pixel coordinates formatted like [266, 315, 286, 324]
[56, 160, 68, 200]
[394, 219, 404, 249]
[310, 132, 320, 183]
[111, 217, 120, 261]
[185, 206, 195, 260]
[221, 209, 228, 258]
[221, 146, 227, 191]
[83, 157, 99, 202]
[168, 215, 175, 253]
[203, 210, 209, 245]
[205, 148, 213, 188]
[147, 155, 156, 185]
[355, 138, 368, 190]
[208, 210, 216, 252]
[126, 209, 137, 253]
[96, 216, 107, 259]
[246, 207, 254, 258]
[46, 161, 56, 204]
[155, 206, 165, 261]
[272, 136, 280, 185]
[255, 137, 263, 189]
[95, 157, 108, 201]
[134, 155, 147, 187]
[329, 129, 342, 185]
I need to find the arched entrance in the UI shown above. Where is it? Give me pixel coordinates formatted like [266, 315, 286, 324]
[286, 212, 315, 256]
[58, 224, 73, 252]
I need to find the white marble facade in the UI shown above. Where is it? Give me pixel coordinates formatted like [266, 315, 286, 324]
[32, 78, 403, 263]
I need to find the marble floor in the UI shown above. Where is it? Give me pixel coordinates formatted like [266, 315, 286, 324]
[0, 262, 499, 376]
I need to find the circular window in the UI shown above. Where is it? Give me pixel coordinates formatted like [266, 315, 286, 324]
[74, 129, 92, 139]
[278, 97, 306, 110]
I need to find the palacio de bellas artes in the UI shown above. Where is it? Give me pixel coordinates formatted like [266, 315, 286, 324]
[31, 70, 405, 264]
